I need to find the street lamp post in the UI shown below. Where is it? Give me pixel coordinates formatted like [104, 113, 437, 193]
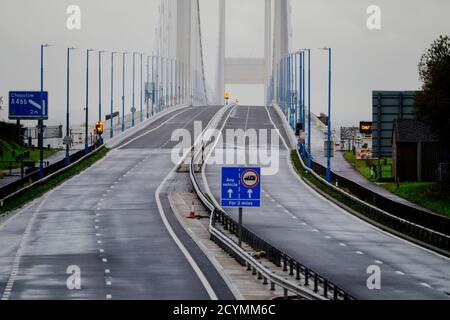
[65, 47, 76, 166]
[322, 47, 333, 182]
[306, 49, 312, 168]
[110, 52, 117, 139]
[131, 52, 136, 127]
[121, 52, 128, 132]
[140, 53, 143, 123]
[39, 44, 50, 179]
[85, 49, 96, 155]
[98, 50, 106, 144]
[151, 56, 155, 116]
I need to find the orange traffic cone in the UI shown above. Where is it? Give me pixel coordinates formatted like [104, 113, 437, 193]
[187, 201, 196, 219]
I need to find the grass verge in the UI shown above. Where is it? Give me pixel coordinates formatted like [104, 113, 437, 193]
[383, 182, 450, 217]
[343, 151, 393, 181]
[0, 147, 109, 216]
[0, 138, 60, 170]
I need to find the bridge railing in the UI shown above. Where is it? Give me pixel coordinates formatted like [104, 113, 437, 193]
[188, 122, 355, 300]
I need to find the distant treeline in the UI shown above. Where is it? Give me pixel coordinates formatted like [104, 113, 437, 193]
[0, 121, 25, 145]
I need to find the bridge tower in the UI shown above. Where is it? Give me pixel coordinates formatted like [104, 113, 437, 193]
[216, 0, 289, 106]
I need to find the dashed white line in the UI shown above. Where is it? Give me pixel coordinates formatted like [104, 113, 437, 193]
[396, 271, 405, 275]
[355, 251, 364, 255]
[339, 243, 347, 247]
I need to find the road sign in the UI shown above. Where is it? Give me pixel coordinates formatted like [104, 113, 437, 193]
[8, 91, 48, 120]
[221, 167, 261, 208]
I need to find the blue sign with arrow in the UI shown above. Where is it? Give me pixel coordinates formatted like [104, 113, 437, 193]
[9, 91, 48, 120]
[221, 167, 261, 208]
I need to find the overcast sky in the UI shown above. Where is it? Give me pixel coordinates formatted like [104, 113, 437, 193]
[1, 0, 449, 129]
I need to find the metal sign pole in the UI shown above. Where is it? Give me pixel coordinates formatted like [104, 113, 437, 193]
[238, 207, 243, 247]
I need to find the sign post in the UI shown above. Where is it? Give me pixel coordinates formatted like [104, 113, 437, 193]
[221, 167, 261, 247]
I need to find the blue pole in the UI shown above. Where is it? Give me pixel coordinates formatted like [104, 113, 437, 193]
[152, 56, 155, 116]
[307, 49, 312, 169]
[110, 52, 115, 139]
[85, 50, 91, 155]
[65, 48, 71, 166]
[140, 53, 143, 123]
[39, 45, 45, 178]
[326, 48, 332, 182]
[132, 52, 136, 127]
[146, 55, 150, 119]
[170, 59, 173, 107]
[122, 52, 126, 132]
[98, 51, 103, 144]
[301, 51, 305, 156]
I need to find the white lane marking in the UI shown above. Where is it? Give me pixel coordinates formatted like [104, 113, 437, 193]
[106, 281, 112, 286]
[118, 107, 194, 149]
[375, 260, 383, 264]
[265, 104, 450, 287]
[102, 258, 107, 263]
[106, 294, 112, 299]
[154, 108, 225, 301]
[1, 189, 55, 300]
[356, 251, 364, 255]
[105, 269, 110, 274]
[97, 240, 103, 244]
[396, 271, 405, 275]
[99, 249, 104, 253]
[324, 236, 332, 240]
[420, 282, 432, 288]
[339, 243, 347, 247]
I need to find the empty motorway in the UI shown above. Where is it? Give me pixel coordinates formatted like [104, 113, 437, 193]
[202, 105, 450, 300]
[0, 105, 234, 300]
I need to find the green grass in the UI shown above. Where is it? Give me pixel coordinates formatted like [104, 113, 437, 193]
[343, 151, 393, 181]
[383, 182, 450, 217]
[0, 147, 109, 215]
[0, 138, 59, 170]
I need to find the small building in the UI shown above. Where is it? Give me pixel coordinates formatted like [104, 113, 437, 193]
[392, 119, 447, 182]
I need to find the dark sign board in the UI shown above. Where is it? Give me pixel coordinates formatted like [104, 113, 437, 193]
[372, 91, 415, 158]
[359, 121, 373, 134]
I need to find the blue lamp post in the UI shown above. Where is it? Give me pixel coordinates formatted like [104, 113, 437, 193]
[65, 47, 76, 166]
[85, 48, 96, 155]
[98, 50, 106, 144]
[322, 47, 333, 182]
[110, 52, 117, 139]
[306, 49, 312, 168]
[121, 52, 128, 132]
[39, 44, 51, 178]
[131, 52, 136, 127]
[140, 53, 143, 123]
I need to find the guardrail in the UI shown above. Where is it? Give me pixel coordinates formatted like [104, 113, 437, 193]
[271, 102, 450, 253]
[0, 144, 104, 208]
[188, 137, 354, 300]
[299, 150, 450, 253]
[307, 153, 450, 236]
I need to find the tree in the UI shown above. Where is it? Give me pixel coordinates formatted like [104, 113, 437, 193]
[414, 35, 450, 150]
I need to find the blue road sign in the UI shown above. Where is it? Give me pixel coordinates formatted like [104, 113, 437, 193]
[9, 91, 48, 120]
[221, 167, 261, 208]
